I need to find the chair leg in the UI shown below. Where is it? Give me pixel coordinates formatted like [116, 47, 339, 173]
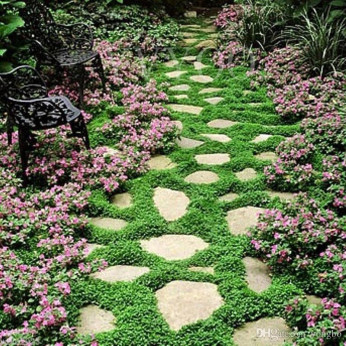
[18, 127, 29, 186]
[77, 65, 86, 107]
[6, 115, 14, 146]
[95, 55, 107, 93]
[70, 116, 90, 150]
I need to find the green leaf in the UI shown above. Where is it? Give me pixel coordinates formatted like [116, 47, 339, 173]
[0, 14, 24, 39]
[330, 0, 346, 7]
[0, 48, 6, 56]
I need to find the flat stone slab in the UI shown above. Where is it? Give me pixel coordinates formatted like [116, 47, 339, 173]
[182, 55, 197, 62]
[195, 153, 230, 165]
[154, 187, 190, 221]
[169, 104, 203, 115]
[201, 134, 231, 143]
[268, 191, 295, 201]
[91, 265, 150, 283]
[84, 243, 104, 257]
[176, 137, 204, 149]
[164, 60, 179, 68]
[243, 90, 252, 96]
[77, 305, 115, 335]
[148, 155, 177, 170]
[306, 295, 322, 305]
[255, 152, 278, 162]
[209, 33, 218, 38]
[204, 97, 224, 105]
[189, 266, 214, 275]
[183, 38, 198, 45]
[194, 62, 209, 70]
[195, 40, 217, 50]
[184, 11, 197, 18]
[90, 217, 128, 231]
[169, 84, 190, 92]
[155, 281, 224, 331]
[198, 28, 216, 33]
[199, 88, 222, 94]
[172, 120, 183, 132]
[140, 235, 208, 260]
[219, 192, 239, 202]
[174, 94, 188, 100]
[233, 317, 292, 345]
[235, 168, 257, 181]
[226, 207, 265, 235]
[111, 192, 132, 209]
[166, 71, 187, 79]
[184, 171, 219, 184]
[183, 32, 198, 38]
[243, 257, 271, 293]
[251, 134, 272, 143]
[190, 75, 214, 84]
[207, 119, 238, 128]
[181, 25, 201, 28]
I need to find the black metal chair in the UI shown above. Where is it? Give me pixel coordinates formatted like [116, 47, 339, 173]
[0, 65, 90, 184]
[19, 0, 107, 105]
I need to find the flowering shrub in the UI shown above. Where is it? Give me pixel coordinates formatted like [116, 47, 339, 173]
[214, 5, 243, 28]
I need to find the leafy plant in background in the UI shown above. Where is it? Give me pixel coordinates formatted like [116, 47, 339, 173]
[0, 0, 25, 71]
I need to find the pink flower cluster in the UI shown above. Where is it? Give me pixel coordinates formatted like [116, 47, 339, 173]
[214, 5, 243, 28]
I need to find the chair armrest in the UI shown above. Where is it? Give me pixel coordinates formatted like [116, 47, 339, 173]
[56, 23, 94, 50]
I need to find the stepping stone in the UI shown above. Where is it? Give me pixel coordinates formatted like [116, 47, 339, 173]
[195, 153, 230, 165]
[306, 295, 322, 305]
[183, 32, 198, 38]
[91, 265, 150, 283]
[181, 25, 200, 28]
[155, 281, 224, 331]
[255, 152, 278, 162]
[176, 137, 204, 149]
[182, 55, 197, 62]
[77, 305, 115, 335]
[251, 134, 272, 143]
[243, 257, 271, 293]
[184, 171, 219, 184]
[111, 192, 132, 209]
[194, 62, 209, 70]
[190, 75, 213, 84]
[243, 90, 252, 96]
[140, 235, 208, 260]
[153, 187, 190, 221]
[198, 28, 216, 33]
[235, 168, 257, 181]
[248, 102, 262, 107]
[169, 104, 203, 115]
[183, 38, 198, 45]
[267, 191, 295, 201]
[90, 218, 128, 231]
[166, 71, 187, 79]
[164, 60, 179, 68]
[201, 134, 231, 143]
[226, 207, 265, 235]
[195, 40, 217, 50]
[233, 317, 292, 345]
[207, 119, 238, 128]
[219, 192, 239, 202]
[199, 88, 222, 94]
[209, 33, 218, 38]
[148, 155, 177, 170]
[174, 94, 188, 100]
[169, 84, 190, 92]
[204, 97, 224, 105]
[84, 243, 104, 257]
[184, 11, 197, 18]
[172, 120, 183, 132]
[189, 266, 214, 275]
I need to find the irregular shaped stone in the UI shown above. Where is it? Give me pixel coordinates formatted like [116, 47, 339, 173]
[201, 134, 231, 143]
[176, 137, 204, 149]
[166, 71, 187, 79]
[184, 11, 197, 18]
[182, 55, 197, 62]
[251, 134, 272, 143]
[235, 168, 257, 181]
[169, 104, 203, 115]
[183, 38, 198, 45]
[169, 84, 190, 92]
[184, 171, 219, 184]
[204, 97, 224, 105]
[199, 88, 222, 94]
[155, 281, 224, 331]
[90, 218, 128, 231]
[84, 243, 104, 257]
[219, 192, 239, 202]
[164, 60, 179, 68]
[243, 90, 252, 96]
[194, 62, 209, 70]
[226, 207, 265, 235]
[183, 32, 198, 38]
[77, 305, 115, 335]
[255, 152, 278, 162]
[181, 24, 200, 28]
[189, 266, 214, 275]
[243, 257, 271, 293]
[195, 153, 230, 165]
[306, 295, 322, 305]
[209, 33, 218, 38]
[91, 265, 150, 283]
[111, 192, 132, 209]
[198, 27, 216, 33]
[248, 102, 262, 107]
[195, 40, 217, 50]
[268, 191, 295, 201]
[148, 155, 177, 170]
[190, 75, 214, 84]
[174, 94, 188, 100]
[233, 317, 292, 345]
[207, 119, 238, 128]
[172, 120, 183, 132]
[140, 235, 208, 260]
[153, 187, 190, 221]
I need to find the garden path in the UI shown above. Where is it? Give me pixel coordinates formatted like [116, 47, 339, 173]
[77, 17, 303, 345]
